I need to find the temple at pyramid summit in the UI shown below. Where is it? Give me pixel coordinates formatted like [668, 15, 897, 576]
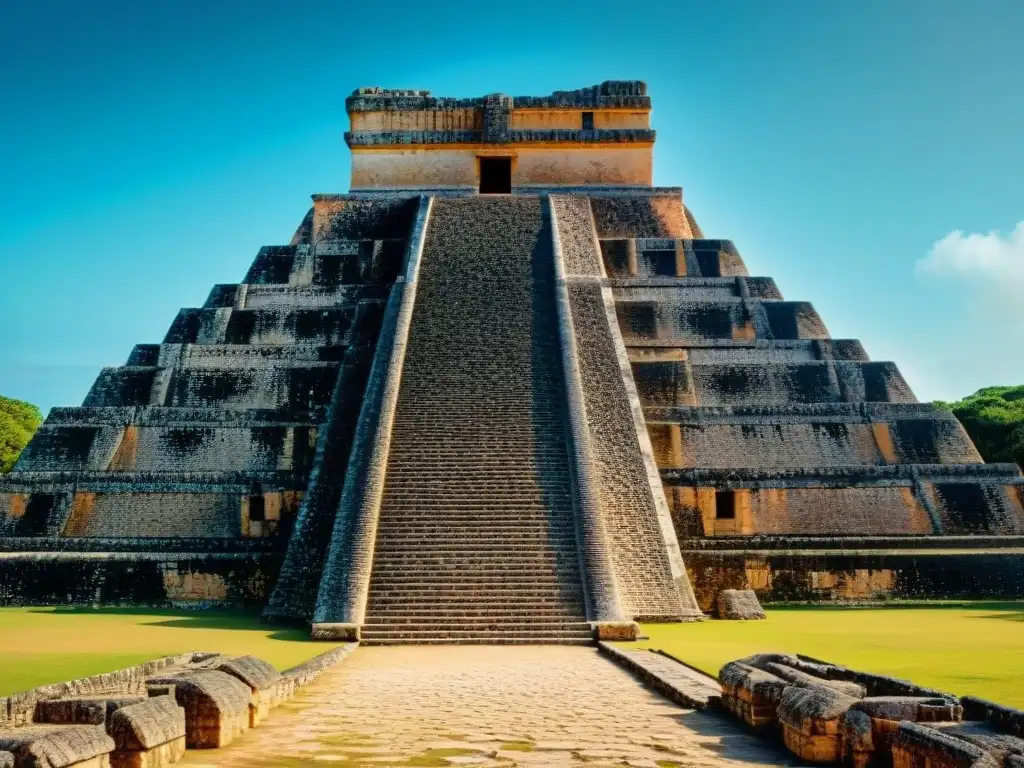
[1, 81, 1022, 642]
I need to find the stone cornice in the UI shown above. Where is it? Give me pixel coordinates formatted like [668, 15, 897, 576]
[344, 129, 656, 147]
[346, 81, 650, 112]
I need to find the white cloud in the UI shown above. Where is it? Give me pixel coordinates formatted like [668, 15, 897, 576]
[909, 222, 1024, 398]
[916, 221, 1024, 285]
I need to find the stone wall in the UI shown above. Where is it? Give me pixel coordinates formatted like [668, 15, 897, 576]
[0, 553, 278, 608]
[683, 547, 1024, 610]
[349, 146, 653, 191]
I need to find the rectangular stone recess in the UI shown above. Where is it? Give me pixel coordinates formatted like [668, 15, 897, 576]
[478, 156, 512, 193]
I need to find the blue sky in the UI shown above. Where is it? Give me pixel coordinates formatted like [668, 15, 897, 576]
[1, 0, 1022, 413]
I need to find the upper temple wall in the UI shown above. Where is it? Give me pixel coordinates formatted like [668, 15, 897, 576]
[344, 81, 656, 190]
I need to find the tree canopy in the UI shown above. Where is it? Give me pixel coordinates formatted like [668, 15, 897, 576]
[0, 395, 43, 473]
[936, 386, 1024, 470]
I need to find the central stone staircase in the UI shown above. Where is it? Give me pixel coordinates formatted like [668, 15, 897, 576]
[361, 196, 592, 644]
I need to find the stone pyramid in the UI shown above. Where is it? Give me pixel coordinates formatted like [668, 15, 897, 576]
[1, 81, 1020, 641]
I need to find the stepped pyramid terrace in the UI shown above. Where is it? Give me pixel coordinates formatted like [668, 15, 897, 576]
[1, 80, 1023, 645]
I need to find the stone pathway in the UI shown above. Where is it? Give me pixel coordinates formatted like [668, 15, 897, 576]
[180, 646, 798, 768]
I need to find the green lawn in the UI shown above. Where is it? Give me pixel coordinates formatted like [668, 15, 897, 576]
[631, 601, 1024, 707]
[0, 607, 338, 697]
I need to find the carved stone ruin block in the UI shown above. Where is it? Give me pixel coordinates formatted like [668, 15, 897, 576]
[146, 671, 250, 749]
[716, 589, 766, 620]
[108, 696, 186, 768]
[0, 724, 115, 768]
[718, 661, 786, 730]
[215, 656, 283, 727]
[778, 685, 860, 764]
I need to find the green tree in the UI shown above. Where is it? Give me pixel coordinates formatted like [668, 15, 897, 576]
[936, 386, 1024, 470]
[0, 395, 43, 473]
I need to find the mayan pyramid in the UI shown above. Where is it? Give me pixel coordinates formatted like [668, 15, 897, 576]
[1, 81, 1021, 642]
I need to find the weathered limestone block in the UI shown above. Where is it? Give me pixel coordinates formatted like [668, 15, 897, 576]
[716, 589, 766, 620]
[278, 644, 356, 688]
[0, 751, 12, 768]
[718, 662, 787, 730]
[146, 671, 249, 749]
[842, 709, 875, 768]
[893, 722, 1000, 768]
[842, 697, 962, 767]
[214, 656, 282, 726]
[107, 696, 186, 768]
[0, 725, 114, 768]
[592, 622, 639, 641]
[778, 685, 860, 763]
[925, 722, 1024, 768]
[34, 699, 145, 728]
[764, 662, 866, 698]
[961, 697, 1024, 736]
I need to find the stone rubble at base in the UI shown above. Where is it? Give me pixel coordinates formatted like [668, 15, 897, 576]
[0, 646, 356, 768]
[716, 651, 1024, 768]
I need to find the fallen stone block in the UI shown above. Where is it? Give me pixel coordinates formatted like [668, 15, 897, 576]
[842, 697, 962, 767]
[215, 656, 282, 727]
[592, 622, 639, 641]
[842, 709, 875, 768]
[765, 654, 954, 701]
[719, 661, 787, 730]
[34, 700, 146, 729]
[961, 697, 1024, 737]
[0, 724, 115, 768]
[716, 589, 766, 620]
[108, 696, 185, 768]
[778, 684, 860, 763]
[893, 722, 1000, 768]
[930, 722, 1024, 767]
[764, 662, 866, 699]
[739, 653, 841, 679]
[146, 671, 249, 749]
[279, 643, 357, 689]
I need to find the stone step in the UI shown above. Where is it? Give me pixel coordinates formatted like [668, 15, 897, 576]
[365, 610, 584, 621]
[367, 591, 583, 601]
[371, 544, 577, 555]
[369, 576, 580, 588]
[377, 515, 573, 522]
[369, 565, 580, 575]
[362, 618, 589, 626]
[374, 504, 574, 514]
[361, 623, 592, 636]
[358, 197, 585, 641]
[359, 636, 594, 646]
[368, 607, 584, 617]
[377, 525, 576, 535]
[372, 563, 578, 572]
[373, 540, 577, 552]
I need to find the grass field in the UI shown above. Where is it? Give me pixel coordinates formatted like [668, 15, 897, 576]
[632, 601, 1024, 707]
[0, 607, 337, 697]
[1, 603, 1022, 706]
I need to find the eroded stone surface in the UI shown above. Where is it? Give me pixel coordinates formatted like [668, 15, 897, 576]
[178, 646, 797, 768]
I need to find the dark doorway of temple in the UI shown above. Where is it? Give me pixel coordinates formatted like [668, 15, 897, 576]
[479, 157, 512, 193]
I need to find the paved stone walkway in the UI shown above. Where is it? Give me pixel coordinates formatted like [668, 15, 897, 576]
[180, 646, 798, 768]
